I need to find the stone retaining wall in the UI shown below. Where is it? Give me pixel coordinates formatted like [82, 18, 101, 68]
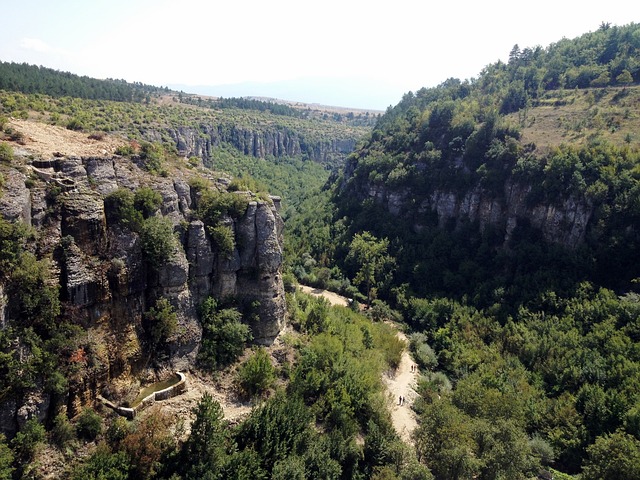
[100, 372, 187, 419]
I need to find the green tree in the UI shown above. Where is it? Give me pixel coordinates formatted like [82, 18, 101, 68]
[582, 430, 640, 480]
[208, 224, 236, 257]
[76, 408, 103, 441]
[51, 413, 75, 448]
[183, 393, 227, 479]
[237, 347, 275, 397]
[198, 297, 251, 370]
[11, 418, 45, 462]
[414, 400, 480, 480]
[71, 444, 130, 480]
[140, 216, 176, 267]
[346, 232, 395, 305]
[616, 69, 634, 86]
[134, 186, 163, 218]
[236, 391, 312, 471]
[0, 434, 13, 480]
[104, 188, 143, 230]
[144, 297, 177, 345]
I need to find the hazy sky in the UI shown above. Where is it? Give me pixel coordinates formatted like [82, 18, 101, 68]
[0, 0, 638, 109]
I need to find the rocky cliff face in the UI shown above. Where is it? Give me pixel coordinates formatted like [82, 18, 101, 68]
[364, 179, 593, 249]
[0, 154, 285, 434]
[144, 124, 356, 166]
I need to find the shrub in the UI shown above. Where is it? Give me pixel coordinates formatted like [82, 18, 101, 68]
[76, 408, 102, 440]
[11, 418, 45, 461]
[237, 347, 275, 397]
[0, 142, 13, 163]
[71, 444, 130, 480]
[88, 131, 106, 140]
[145, 297, 177, 345]
[409, 333, 438, 371]
[188, 176, 210, 193]
[104, 188, 143, 230]
[66, 118, 85, 131]
[115, 141, 138, 157]
[139, 141, 165, 174]
[106, 417, 131, 450]
[198, 297, 252, 370]
[0, 434, 13, 480]
[140, 216, 176, 267]
[52, 413, 75, 448]
[197, 190, 249, 226]
[208, 224, 235, 257]
[134, 186, 163, 218]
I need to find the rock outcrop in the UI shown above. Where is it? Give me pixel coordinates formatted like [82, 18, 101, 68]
[144, 124, 357, 166]
[0, 154, 286, 435]
[356, 173, 593, 250]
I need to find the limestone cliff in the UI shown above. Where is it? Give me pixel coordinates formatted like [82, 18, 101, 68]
[143, 124, 357, 167]
[0, 154, 285, 434]
[362, 179, 592, 249]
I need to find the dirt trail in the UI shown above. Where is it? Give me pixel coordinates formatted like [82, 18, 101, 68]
[382, 330, 419, 444]
[298, 285, 419, 443]
[299, 284, 350, 307]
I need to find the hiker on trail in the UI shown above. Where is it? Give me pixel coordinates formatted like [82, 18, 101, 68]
[399, 395, 402, 405]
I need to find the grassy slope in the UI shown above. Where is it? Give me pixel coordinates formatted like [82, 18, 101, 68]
[508, 85, 640, 151]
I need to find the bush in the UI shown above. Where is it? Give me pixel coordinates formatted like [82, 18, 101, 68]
[139, 141, 165, 174]
[208, 224, 235, 257]
[409, 333, 438, 371]
[140, 216, 176, 267]
[188, 176, 210, 193]
[11, 418, 45, 461]
[0, 434, 13, 480]
[76, 408, 102, 440]
[134, 186, 163, 219]
[198, 297, 252, 370]
[105, 417, 131, 449]
[88, 131, 106, 140]
[52, 413, 75, 448]
[237, 347, 275, 397]
[104, 188, 142, 230]
[66, 118, 85, 131]
[0, 142, 13, 163]
[115, 141, 138, 157]
[197, 190, 249, 226]
[71, 444, 130, 480]
[145, 297, 177, 345]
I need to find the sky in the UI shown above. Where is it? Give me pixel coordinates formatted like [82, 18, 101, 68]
[0, 0, 638, 110]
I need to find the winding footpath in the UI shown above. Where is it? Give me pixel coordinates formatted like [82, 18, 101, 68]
[298, 285, 419, 444]
[382, 329, 419, 444]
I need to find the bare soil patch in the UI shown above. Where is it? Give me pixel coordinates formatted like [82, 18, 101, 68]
[6, 118, 126, 158]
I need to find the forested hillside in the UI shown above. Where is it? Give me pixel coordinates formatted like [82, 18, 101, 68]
[285, 22, 640, 478]
[0, 61, 168, 102]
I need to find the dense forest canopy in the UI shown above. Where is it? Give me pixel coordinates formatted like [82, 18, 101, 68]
[0, 61, 169, 102]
